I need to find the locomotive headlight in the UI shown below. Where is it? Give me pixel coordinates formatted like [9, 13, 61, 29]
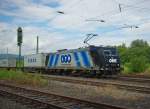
[105, 68, 108, 70]
[100, 68, 104, 70]
[106, 64, 109, 66]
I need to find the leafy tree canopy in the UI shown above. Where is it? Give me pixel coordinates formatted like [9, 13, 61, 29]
[117, 39, 150, 73]
[131, 39, 149, 48]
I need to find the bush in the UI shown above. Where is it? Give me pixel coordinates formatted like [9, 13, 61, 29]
[121, 63, 131, 74]
[129, 56, 148, 73]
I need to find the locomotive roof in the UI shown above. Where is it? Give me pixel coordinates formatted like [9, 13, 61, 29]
[53, 45, 116, 54]
[23, 46, 116, 56]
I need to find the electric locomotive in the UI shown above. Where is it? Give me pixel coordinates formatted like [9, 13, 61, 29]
[46, 45, 120, 76]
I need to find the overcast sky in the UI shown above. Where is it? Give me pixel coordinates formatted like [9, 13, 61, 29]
[0, 0, 150, 54]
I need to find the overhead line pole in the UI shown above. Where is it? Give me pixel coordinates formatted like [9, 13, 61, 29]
[36, 36, 39, 54]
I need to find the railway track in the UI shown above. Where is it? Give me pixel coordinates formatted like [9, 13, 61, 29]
[0, 83, 127, 109]
[117, 76, 150, 83]
[41, 75, 150, 94]
[120, 74, 150, 79]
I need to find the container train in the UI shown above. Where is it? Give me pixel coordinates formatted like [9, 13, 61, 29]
[0, 45, 121, 77]
[0, 57, 24, 69]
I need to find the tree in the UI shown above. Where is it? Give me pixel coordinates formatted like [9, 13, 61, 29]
[131, 39, 149, 48]
[117, 39, 150, 73]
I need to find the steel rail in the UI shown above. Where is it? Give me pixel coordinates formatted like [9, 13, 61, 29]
[117, 76, 150, 83]
[41, 75, 150, 94]
[0, 83, 127, 109]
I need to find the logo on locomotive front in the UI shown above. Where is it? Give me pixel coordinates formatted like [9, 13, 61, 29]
[61, 54, 71, 63]
[109, 58, 117, 63]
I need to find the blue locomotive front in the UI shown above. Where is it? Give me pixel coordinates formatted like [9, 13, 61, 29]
[46, 46, 120, 76]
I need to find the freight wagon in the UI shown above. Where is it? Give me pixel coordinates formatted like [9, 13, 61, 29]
[24, 53, 47, 72]
[0, 58, 24, 69]
[0, 58, 17, 69]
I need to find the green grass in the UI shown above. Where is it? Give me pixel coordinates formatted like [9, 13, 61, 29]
[0, 70, 48, 87]
[16, 60, 24, 68]
[121, 63, 150, 76]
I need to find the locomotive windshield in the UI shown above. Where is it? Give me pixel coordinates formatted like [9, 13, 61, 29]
[103, 48, 117, 56]
[104, 50, 111, 56]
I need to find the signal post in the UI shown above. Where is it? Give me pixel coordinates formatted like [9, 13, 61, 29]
[17, 27, 23, 69]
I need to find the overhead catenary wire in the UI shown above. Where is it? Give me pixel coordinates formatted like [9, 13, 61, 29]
[50, 0, 150, 47]
[58, 0, 150, 24]
[56, 0, 149, 34]
[120, 3, 150, 11]
[114, 0, 148, 6]
[86, 0, 150, 21]
[58, 0, 150, 20]
[60, 0, 83, 14]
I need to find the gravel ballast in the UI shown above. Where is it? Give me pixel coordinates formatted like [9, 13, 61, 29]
[0, 78, 150, 109]
[42, 79, 150, 109]
[0, 95, 33, 109]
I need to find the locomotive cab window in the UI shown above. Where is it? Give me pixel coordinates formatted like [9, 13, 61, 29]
[110, 49, 117, 56]
[103, 49, 117, 56]
[104, 50, 111, 56]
